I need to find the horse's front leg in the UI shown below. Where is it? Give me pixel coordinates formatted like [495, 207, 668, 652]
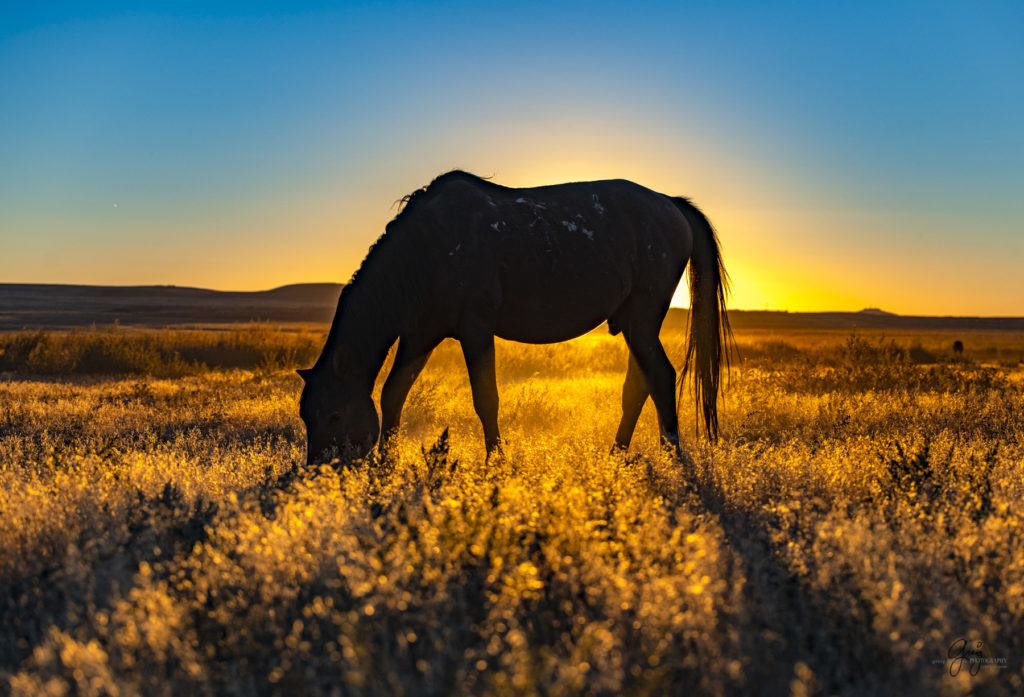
[379, 335, 439, 456]
[459, 332, 501, 456]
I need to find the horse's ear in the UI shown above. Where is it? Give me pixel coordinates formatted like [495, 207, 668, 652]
[296, 368, 313, 382]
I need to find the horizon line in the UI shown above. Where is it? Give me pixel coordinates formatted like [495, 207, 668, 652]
[1, 281, 1020, 320]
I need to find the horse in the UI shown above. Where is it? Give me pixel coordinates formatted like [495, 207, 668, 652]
[298, 170, 731, 464]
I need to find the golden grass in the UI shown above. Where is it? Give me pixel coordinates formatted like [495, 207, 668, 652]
[0, 324, 324, 376]
[1, 327, 1022, 695]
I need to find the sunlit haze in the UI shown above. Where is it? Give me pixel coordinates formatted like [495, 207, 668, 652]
[1, 1, 1021, 315]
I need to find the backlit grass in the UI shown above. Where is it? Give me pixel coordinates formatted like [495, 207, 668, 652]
[1, 327, 1022, 695]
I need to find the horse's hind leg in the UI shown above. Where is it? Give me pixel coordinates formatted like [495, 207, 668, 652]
[614, 352, 649, 450]
[621, 316, 681, 456]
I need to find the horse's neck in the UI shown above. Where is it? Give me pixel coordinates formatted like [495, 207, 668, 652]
[322, 273, 403, 390]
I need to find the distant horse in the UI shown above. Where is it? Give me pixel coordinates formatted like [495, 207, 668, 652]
[298, 170, 731, 463]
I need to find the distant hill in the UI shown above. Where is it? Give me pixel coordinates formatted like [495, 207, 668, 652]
[0, 283, 344, 330]
[0, 283, 1022, 332]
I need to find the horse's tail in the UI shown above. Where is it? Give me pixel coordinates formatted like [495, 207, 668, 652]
[673, 197, 733, 440]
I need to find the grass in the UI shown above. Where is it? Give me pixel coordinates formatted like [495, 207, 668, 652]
[1, 326, 1022, 695]
[0, 324, 323, 376]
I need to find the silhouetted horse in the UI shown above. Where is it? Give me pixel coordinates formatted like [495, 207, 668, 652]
[298, 170, 730, 463]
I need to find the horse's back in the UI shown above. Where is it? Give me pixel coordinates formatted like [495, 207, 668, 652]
[414, 176, 693, 343]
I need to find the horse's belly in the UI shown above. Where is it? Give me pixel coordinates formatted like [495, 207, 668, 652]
[493, 256, 628, 343]
[494, 311, 608, 344]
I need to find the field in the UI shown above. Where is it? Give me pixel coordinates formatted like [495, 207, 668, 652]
[1, 325, 1023, 696]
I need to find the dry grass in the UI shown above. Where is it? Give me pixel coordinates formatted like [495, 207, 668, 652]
[1, 326, 1022, 695]
[0, 324, 323, 376]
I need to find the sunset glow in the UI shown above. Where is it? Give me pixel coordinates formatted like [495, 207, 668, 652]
[1, 2, 1021, 315]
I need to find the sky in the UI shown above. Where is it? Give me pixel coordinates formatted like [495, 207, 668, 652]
[1, 1, 1022, 315]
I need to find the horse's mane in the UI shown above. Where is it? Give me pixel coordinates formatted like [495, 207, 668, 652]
[333, 170, 501, 326]
[316, 170, 506, 372]
[344, 170, 501, 288]
[392, 170, 503, 222]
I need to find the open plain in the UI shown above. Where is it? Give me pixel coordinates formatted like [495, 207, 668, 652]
[1, 319, 1022, 696]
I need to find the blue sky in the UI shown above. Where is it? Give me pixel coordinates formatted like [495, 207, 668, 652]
[1, 1, 1021, 314]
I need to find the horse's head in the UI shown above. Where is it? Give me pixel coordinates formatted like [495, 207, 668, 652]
[297, 366, 379, 464]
